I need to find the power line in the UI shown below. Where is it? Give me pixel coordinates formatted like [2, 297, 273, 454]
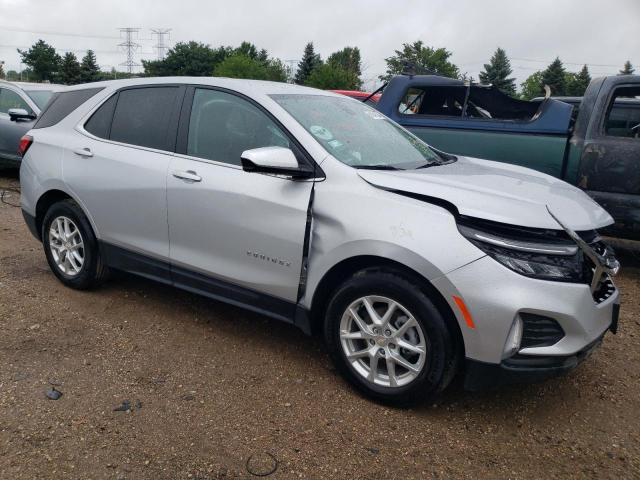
[0, 25, 120, 40]
[118, 28, 141, 74]
[151, 28, 171, 60]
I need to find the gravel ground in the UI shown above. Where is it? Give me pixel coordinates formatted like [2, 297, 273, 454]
[1, 171, 639, 479]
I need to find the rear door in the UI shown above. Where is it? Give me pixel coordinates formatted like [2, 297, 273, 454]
[0, 87, 36, 162]
[579, 83, 640, 237]
[66, 85, 184, 267]
[166, 87, 314, 311]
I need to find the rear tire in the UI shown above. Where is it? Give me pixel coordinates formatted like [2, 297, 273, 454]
[42, 199, 109, 290]
[324, 268, 457, 405]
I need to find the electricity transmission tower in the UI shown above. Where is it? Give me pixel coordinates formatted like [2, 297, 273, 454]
[118, 28, 141, 74]
[151, 29, 172, 60]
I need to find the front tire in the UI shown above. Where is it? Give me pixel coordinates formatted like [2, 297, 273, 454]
[324, 268, 457, 405]
[42, 199, 109, 290]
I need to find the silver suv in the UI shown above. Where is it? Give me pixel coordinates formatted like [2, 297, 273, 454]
[19, 78, 620, 404]
[0, 80, 62, 168]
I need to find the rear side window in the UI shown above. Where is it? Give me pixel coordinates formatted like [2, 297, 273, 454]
[109, 87, 179, 150]
[33, 88, 103, 129]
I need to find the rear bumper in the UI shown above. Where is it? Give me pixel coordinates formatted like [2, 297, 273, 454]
[22, 209, 40, 240]
[463, 328, 612, 391]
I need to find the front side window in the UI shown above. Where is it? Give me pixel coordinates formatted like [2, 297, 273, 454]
[109, 87, 179, 150]
[187, 88, 290, 165]
[604, 86, 640, 138]
[0, 88, 31, 114]
[272, 94, 443, 170]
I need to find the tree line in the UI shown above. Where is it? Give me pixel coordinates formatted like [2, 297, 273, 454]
[1, 38, 635, 100]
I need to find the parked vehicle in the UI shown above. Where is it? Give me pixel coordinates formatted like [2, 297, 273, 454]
[370, 74, 640, 240]
[330, 89, 381, 103]
[0, 80, 63, 168]
[19, 78, 620, 404]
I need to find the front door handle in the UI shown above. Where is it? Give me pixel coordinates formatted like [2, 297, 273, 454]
[73, 147, 93, 157]
[172, 170, 202, 182]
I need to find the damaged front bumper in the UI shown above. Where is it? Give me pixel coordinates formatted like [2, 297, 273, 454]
[464, 303, 618, 391]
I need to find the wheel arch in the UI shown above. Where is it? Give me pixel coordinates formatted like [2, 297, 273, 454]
[35, 189, 96, 240]
[308, 255, 465, 358]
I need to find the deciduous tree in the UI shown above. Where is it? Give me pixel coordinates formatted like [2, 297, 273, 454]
[327, 47, 362, 89]
[305, 63, 359, 90]
[17, 39, 61, 82]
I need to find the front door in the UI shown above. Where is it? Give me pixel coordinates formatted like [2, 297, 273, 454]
[579, 83, 640, 238]
[167, 87, 313, 312]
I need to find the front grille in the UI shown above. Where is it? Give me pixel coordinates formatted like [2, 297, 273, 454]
[520, 313, 565, 349]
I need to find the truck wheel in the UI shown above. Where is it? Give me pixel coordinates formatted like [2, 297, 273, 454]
[42, 199, 109, 290]
[324, 268, 456, 405]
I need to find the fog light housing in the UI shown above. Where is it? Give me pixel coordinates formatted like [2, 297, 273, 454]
[502, 316, 523, 359]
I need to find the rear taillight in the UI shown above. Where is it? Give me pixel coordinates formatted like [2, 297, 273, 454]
[18, 135, 33, 157]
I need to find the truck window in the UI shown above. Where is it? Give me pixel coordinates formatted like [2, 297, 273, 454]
[604, 86, 640, 138]
[398, 85, 539, 121]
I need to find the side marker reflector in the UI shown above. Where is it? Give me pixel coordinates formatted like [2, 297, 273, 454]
[453, 295, 476, 330]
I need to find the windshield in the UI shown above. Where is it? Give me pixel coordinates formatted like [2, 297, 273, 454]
[25, 90, 54, 110]
[271, 94, 444, 169]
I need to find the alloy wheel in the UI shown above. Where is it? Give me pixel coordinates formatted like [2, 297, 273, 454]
[339, 295, 428, 388]
[48, 216, 85, 276]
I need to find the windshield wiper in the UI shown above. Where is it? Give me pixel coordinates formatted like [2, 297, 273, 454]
[415, 162, 441, 169]
[354, 165, 402, 170]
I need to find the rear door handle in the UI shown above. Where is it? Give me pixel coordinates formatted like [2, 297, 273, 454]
[73, 147, 93, 157]
[172, 170, 202, 182]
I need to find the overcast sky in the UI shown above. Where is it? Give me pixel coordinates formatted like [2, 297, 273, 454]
[1, 0, 638, 90]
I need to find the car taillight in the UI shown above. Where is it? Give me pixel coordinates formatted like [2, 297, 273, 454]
[18, 135, 33, 157]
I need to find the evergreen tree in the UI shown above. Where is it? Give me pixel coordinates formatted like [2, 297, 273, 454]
[565, 65, 591, 96]
[17, 39, 61, 82]
[295, 42, 322, 85]
[620, 60, 635, 75]
[541, 57, 567, 96]
[478, 47, 516, 96]
[380, 40, 459, 81]
[60, 52, 81, 85]
[327, 47, 362, 88]
[0, 62, 4, 79]
[80, 50, 101, 83]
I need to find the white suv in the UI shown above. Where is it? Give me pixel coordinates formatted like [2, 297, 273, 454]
[19, 78, 620, 404]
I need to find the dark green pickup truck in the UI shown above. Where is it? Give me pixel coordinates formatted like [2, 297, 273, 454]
[372, 74, 640, 239]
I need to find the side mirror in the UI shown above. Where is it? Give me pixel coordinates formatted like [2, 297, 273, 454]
[8, 108, 36, 122]
[241, 146, 314, 179]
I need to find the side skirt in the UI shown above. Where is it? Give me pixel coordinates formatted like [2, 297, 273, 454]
[99, 242, 311, 331]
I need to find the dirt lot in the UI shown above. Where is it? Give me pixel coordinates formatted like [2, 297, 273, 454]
[1, 171, 639, 480]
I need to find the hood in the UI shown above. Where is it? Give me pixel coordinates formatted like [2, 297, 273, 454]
[358, 156, 613, 231]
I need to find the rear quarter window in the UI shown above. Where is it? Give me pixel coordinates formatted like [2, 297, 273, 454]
[33, 88, 104, 129]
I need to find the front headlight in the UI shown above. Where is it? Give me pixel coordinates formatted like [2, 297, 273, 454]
[458, 223, 584, 282]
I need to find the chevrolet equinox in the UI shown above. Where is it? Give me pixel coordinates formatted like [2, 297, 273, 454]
[19, 78, 620, 404]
